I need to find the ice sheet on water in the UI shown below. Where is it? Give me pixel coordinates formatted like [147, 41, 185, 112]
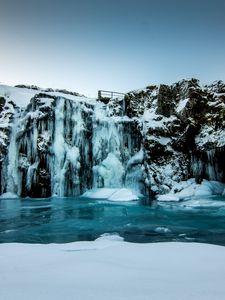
[180, 197, 225, 209]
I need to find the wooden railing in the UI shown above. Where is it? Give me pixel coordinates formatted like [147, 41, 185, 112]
[98, 90, 125, 101]
[97, 90, 126, 114]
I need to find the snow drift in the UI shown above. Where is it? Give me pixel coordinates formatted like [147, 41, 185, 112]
[1, 236, 225, 300]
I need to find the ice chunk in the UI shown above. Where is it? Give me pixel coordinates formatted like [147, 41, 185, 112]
[0, 192, 19, 199]
[154, 227, 171, 233]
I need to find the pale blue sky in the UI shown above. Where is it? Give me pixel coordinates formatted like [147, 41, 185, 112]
[0, 0, 225, 96]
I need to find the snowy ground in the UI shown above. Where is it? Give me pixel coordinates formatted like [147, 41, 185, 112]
[1, 235, 225, 300]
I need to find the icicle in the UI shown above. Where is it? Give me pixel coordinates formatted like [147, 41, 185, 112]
[6, 112, 21, 195]
[26, 161, 39, 190]
[52, 97, 66, 196]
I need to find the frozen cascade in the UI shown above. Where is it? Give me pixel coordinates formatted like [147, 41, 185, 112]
[52, 98, 66, 196]
[1, 95, 143, 198]
[52, 97, 93, 197]
[191, 148, 225, 183]
[92, 103, 143, 191]
[92, 109, 124, 187]
[125, 149, 144, 192]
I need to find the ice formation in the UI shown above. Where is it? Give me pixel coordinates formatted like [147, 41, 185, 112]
[0, 79, 225, 199]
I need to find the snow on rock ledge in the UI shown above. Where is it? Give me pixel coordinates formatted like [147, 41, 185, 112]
[81, 188, 139, 201]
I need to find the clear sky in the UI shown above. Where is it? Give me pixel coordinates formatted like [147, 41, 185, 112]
[0, 0, 225, 97]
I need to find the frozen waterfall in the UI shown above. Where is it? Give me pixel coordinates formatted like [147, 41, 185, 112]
[1, 95, 143, 198]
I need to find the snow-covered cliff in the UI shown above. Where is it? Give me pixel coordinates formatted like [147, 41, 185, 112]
[0, 79, 225, 198]
[125, 79, 225, 196]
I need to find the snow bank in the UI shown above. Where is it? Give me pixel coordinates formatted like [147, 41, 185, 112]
[1, 238, 225, 300]
[157, 179, 225, 202]
[0, 84, 95, 108]
[0, 84, 37, 107]
[81, 188, 138, 201]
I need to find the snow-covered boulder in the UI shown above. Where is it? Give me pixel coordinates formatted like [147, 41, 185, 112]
[157, 179, 225, 202]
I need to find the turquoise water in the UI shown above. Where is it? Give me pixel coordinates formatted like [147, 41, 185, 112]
[1, 196, 225, 245]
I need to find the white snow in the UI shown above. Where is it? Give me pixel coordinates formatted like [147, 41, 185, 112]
[0, 84, 37, 107]
[176, 98, 189, 112]
[195, 125, 225, 149]
[47, 92, 95, 105]
[82, 188, 138, 201]
[157, 179, 225, 201]
[1, 238, 225, 300]
[0, 84, 96, 108]
[39, 97, 55, 108]
[142, 108, 176, 131]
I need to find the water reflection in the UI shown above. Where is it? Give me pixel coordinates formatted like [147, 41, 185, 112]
[0, 196, 225, 245]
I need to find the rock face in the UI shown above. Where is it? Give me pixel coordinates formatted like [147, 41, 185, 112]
[0, 79, 225, 198]
[125, 79, 225, 195]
